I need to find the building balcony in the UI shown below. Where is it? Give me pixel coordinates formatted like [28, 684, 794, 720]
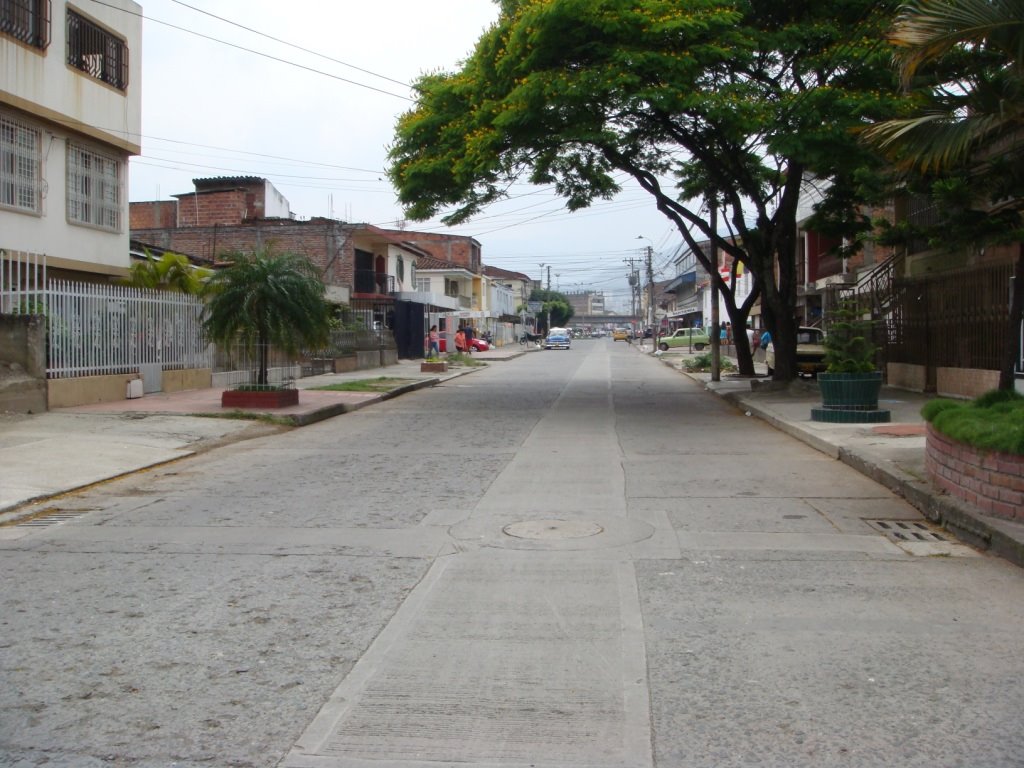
[354, 269, 395, 295]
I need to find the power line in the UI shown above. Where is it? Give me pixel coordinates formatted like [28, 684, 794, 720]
[168, 0, 412, 89]
[84, 0, 415, 101]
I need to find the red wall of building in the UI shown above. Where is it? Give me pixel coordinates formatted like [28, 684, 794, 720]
[130, 220, 354, 287]
[129, 200, 178, 230]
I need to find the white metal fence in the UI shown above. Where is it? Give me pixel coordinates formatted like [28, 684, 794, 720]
[2, 251, 212, 381]
[44, 280, 212, 379]
[0, 249, 46, 314]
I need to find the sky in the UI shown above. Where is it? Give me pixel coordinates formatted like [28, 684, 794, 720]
[121, 0, 684, 313]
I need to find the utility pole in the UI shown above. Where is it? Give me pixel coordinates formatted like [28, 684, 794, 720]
[623, 257, 641, 321]
[546, 265, 551, 291]
[645, 245, 655, 339]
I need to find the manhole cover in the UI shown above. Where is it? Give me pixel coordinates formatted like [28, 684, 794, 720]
[867, 519, 946, 543]
[503, 519, 604, 540]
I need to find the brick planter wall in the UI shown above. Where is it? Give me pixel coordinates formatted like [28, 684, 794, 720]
[221, 388, 299, 409]
[926, 424, 1024, 521]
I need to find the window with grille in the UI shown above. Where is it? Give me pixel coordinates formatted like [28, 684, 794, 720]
[0, 112, 41, 213]
[907, 193, 941, 254]
[66, 143, 121, 231]
[66, 9, 128, 90]
[1, 0, 49, 48]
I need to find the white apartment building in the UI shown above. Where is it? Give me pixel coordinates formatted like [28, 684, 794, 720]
[2, 0, 142, 281]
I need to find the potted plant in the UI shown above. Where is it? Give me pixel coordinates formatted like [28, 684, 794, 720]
[811, 300, 891, 423]
[202, 247, 332, 409]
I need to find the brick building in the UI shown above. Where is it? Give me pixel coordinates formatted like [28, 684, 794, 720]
[377, 228, 481, 273]
[130, 179, 484, 357]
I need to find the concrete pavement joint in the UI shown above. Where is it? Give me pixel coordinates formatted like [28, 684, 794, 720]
[670, 363, 1024, 569]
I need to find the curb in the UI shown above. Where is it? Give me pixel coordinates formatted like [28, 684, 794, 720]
[686, 370, 1024, 570]
[0, 368, 478, 522]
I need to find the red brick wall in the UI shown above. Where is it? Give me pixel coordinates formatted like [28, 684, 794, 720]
[926, 423, 1024, 521]
[378, 229, 480, 271]
[129, 200, 178, 229]
[176, 190, 250, 227]
[130, 220, 354, 288]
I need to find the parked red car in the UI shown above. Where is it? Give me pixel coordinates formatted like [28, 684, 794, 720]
[438, 337, 490, 352]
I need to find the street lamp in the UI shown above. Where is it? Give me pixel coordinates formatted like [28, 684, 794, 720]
[636, 236, 655, 345]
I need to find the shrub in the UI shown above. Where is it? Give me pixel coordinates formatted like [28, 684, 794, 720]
[973, 389, 1024, 408]
[684, 353, 735, 373]
[921, 398, 962, 422]
[823, 300, 877, 374]
[923, 390, 1024, 455]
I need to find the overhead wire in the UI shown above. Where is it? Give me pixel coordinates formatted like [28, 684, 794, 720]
[84, 0, 415, 101]
[167, 0, 413, 89]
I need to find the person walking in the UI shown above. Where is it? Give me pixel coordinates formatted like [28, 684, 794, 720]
[454, 328, 466, 354]
[427, 325, 440, 358]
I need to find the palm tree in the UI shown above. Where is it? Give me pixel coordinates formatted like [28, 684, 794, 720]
[202, 247, 332, 387]
[124, 250, 211, 294]
[863, 0, 1024, 389]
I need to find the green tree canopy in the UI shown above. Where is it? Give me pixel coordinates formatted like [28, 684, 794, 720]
[202, 248, 332, 386]
[530, 287, 574, 330]
[123, 250, 211, 294]
[389, 0, 901, 378]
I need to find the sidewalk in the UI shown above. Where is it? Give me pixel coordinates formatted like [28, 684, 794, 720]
[652, 347, 1024, 568]
[0, 347, 528, 519]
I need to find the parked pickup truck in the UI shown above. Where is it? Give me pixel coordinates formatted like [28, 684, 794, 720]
[658, 327, 711, 351]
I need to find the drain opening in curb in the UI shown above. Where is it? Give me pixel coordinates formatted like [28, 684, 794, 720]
[867, 519, 947, 543]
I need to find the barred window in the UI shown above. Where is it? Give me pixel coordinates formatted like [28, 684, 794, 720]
[907, 193, 942, 255]
[1, 0, 49, 49]
[66, 9, 128, 90]
[0, 112, 41, 213]
[66, 143, 121, 231]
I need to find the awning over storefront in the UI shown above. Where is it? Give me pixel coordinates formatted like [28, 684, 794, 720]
[664, 272, 697, 292]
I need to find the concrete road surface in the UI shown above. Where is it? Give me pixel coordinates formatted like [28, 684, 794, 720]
[2, 339, 1022, 767]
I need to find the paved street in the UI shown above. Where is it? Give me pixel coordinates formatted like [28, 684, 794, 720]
[2, 339, 1023, 767]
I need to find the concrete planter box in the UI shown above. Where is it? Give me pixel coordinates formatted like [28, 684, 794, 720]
[221, 388, 299, 409]
[420, 361, 448, 373]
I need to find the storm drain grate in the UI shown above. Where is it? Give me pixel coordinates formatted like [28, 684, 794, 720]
[16, 510, 89, 528]
[867, 519, 947, 543]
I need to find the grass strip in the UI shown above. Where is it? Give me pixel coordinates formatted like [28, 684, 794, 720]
[309, 377, 417, 392]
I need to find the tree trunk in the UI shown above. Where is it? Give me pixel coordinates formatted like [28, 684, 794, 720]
[258, 329, 269, 386]
[999, 243, 1024, 391]
[723, 301, 755, 375]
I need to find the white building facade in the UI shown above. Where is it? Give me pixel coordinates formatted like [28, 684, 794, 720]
[2, 0, 142, 280]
